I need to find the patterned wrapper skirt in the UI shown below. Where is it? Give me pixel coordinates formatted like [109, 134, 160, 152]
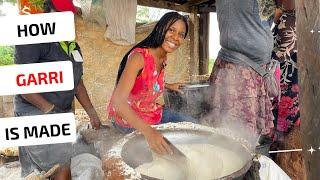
[204, 58, 274, 135]
[272, 12, 300, 134]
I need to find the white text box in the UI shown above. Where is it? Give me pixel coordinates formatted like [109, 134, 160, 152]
[0, 113, 76, 147]
[0, 61, 74, 95]
[0, 12, 75, 46]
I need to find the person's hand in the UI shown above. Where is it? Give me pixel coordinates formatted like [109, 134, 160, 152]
[165, 83, 185, 94]
[75, 7, 82, 16]
[89, 117, 102, 130]
[46, 105, 64, 114]
[143, 128, 172, 155]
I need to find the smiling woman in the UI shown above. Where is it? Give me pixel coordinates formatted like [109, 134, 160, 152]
[107, 12, 197, 156]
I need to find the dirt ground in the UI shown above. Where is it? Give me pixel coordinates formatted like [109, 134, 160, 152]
[0, 161, 21, 180]
[274, 127, 307, 180]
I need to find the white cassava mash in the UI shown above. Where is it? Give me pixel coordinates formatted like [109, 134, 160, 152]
[136, 144, 244, 180]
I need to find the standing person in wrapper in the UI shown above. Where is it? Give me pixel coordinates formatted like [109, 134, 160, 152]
[107, 12, 196, 155]
[272, 0, 299, 141]
[272, 0, 306, 179]
[14, 0, 101, 179]
[204, 0, 275, 136]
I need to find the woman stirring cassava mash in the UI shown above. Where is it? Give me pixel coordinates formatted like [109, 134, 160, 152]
[108, 12, 196, 155]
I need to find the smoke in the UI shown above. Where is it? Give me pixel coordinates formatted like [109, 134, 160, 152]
[200, 111, 260, 152]
[164, 82, 261, 152]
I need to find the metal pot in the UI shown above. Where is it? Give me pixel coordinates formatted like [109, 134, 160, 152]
[118, 123, 253, 180]
[164, 83, 211, 118]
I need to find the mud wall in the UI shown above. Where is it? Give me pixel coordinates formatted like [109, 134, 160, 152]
[0, 96, 13, 118]
[297, 0, 320, 179]
[75, 17, 191, 122]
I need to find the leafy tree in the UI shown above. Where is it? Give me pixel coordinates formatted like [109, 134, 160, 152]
[208, 58, 215, 74]
[0, 0, 17, 5]
[136, 6, 150, 24]
[136, 6, 173, 25]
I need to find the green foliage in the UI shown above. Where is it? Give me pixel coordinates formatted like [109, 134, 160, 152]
[0, 46, 14, 66]
[0, 0, 17, 4]
[136, 6, 150, 24]
[208, 58, 215, 74]
[136, 6, 171, 24]
[28, 0, 45, 11]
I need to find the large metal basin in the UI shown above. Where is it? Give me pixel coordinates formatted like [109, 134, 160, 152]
[120, 125, 252, 180]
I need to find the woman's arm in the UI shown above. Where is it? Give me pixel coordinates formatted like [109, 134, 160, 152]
[274, 8, 282, 24]
[75, 79, 101, 129]
[112, 52, 172, 155]
[165, 83, 184, 94]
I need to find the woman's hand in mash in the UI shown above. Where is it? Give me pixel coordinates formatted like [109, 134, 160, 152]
[165, 83, 185, 94]
[144, 127, 173, 155]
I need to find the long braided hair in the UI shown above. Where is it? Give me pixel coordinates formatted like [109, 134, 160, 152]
[116, 12, 189, 84]
[43, 0, 55, 12]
